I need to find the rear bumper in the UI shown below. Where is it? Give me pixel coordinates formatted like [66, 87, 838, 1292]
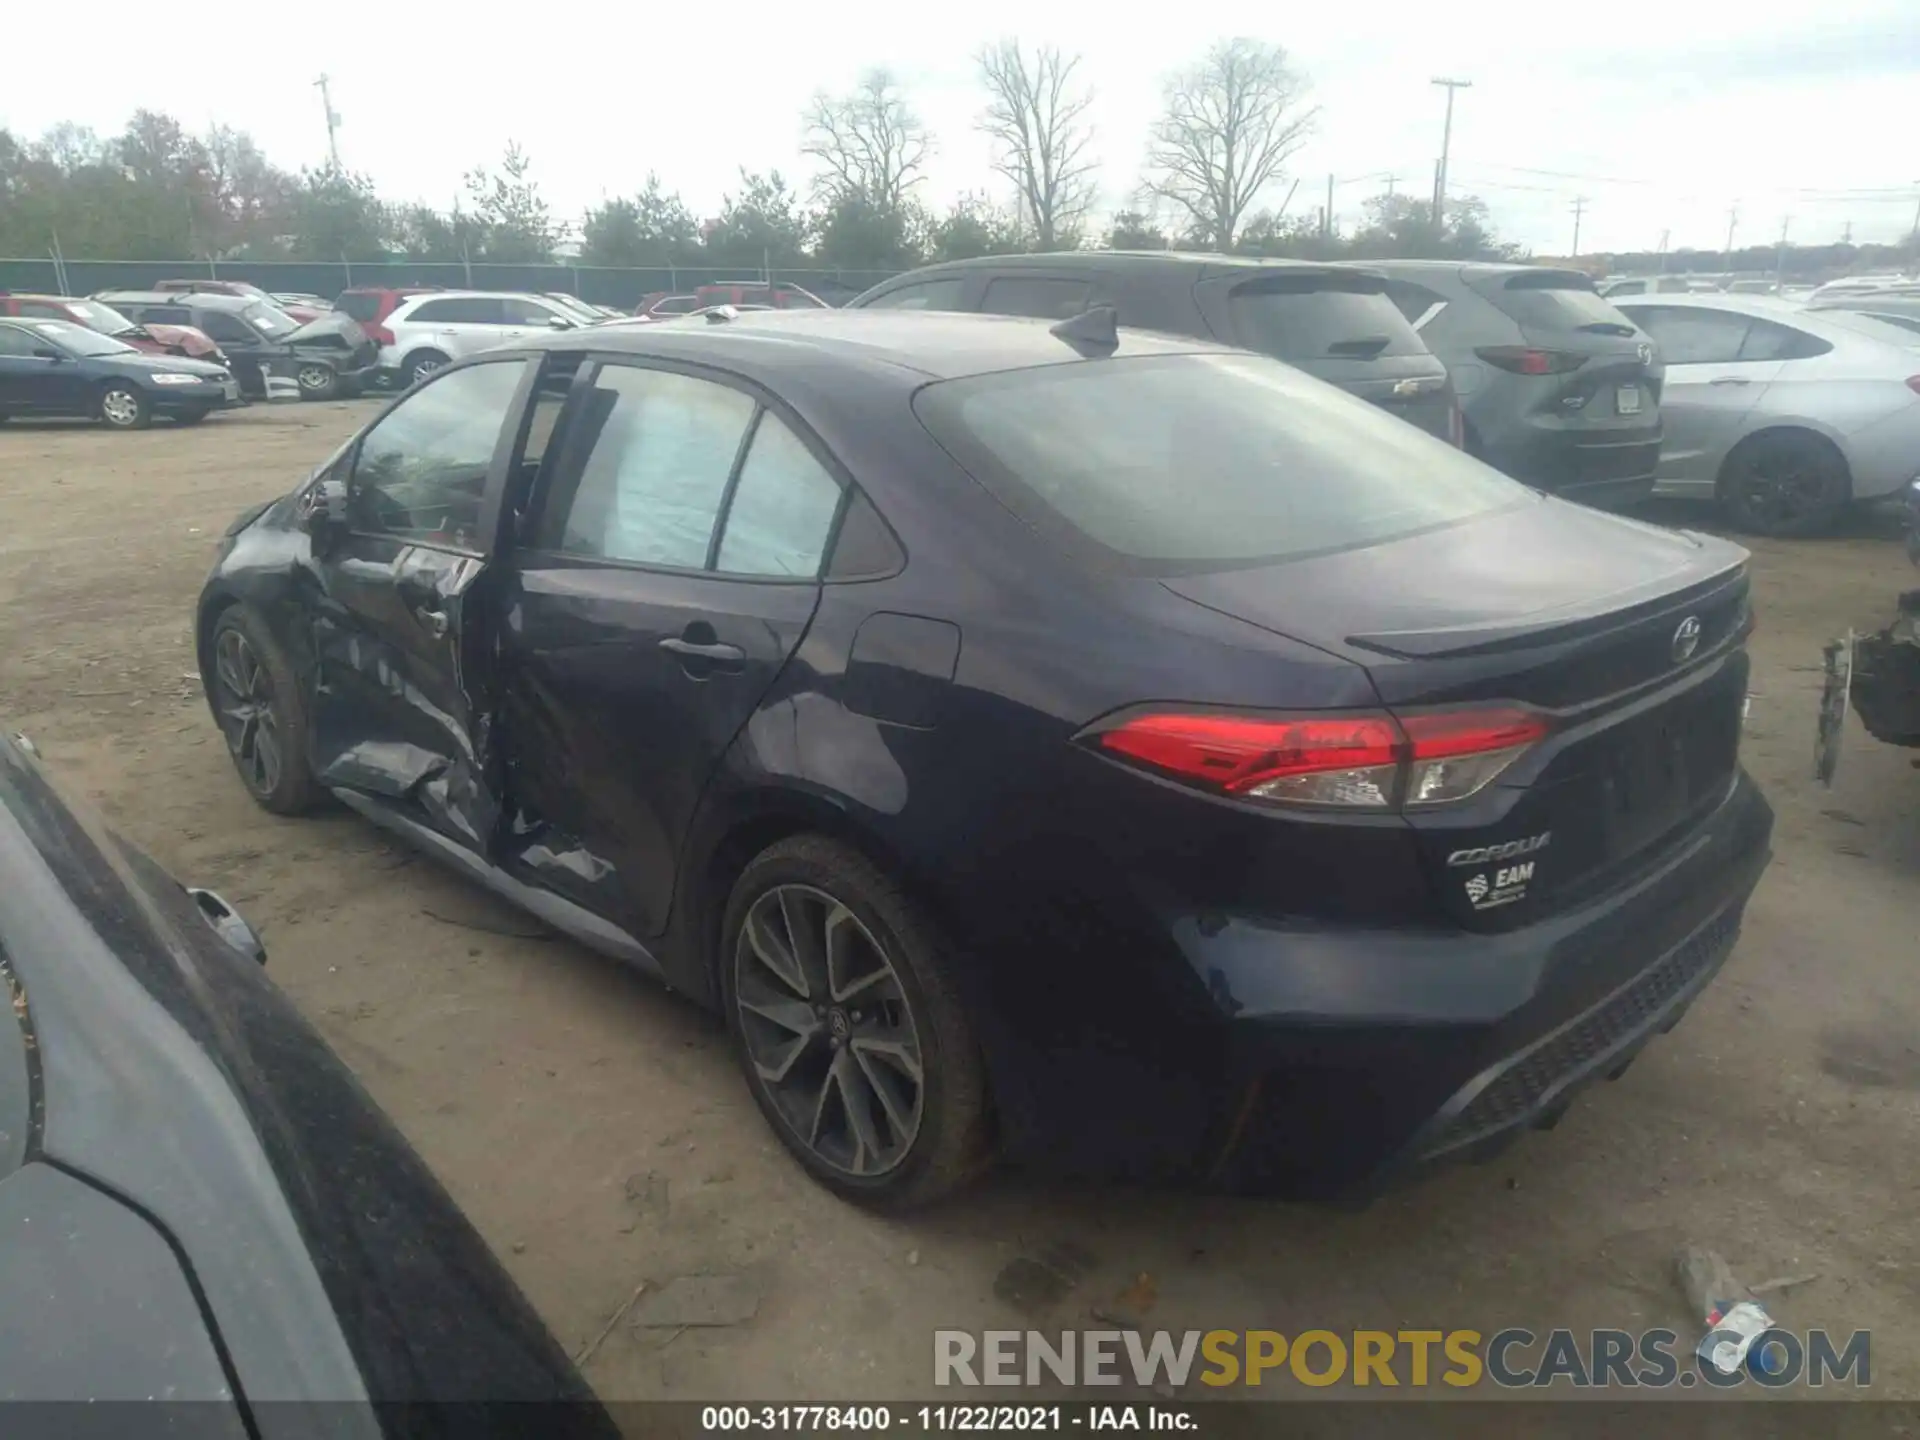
[987, 769, 1773, 1197]
[1480, 424, 1661, 509]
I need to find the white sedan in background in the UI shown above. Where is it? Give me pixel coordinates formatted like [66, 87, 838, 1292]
[1613, 293, 1920, 536]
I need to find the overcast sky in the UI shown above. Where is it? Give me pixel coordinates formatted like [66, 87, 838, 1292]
[7, 0, 1918, 257]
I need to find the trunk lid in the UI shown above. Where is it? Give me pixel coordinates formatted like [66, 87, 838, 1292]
[1162, 501, 1752, 926]
[1469, 267, 1665, 412]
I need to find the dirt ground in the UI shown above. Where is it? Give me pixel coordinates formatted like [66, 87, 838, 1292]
[1, 402, 1916, 1404]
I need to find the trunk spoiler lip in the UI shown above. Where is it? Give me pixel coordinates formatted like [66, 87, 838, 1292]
[1346, 556, 1749, 661]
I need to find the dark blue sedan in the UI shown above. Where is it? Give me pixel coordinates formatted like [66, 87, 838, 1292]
[193, 308, 1772, 1208]
[0, 316, 238, 428]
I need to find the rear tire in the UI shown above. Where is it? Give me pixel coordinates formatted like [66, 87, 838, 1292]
[403, 350, 448, 389]
[1718, 430, 1851, 538]
[98, 383, 150, 430]
[206, 605, 318, 815]
[720, 835, 992, 1210]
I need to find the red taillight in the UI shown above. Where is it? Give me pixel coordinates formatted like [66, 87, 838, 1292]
[1474, 346, 1585, 376]
[1905, 375, 1920, 396]
[1087, 705, 1549, 810]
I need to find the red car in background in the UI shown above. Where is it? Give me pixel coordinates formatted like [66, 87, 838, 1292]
[0, 292, 228, 367]
[695, 280, 828, 309]
[154, 279, 326, 323]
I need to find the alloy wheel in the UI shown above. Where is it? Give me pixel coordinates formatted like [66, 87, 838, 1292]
[213, 628, 283, 798]
[297, 364, 333, 393]
[733, 884, 925, 1177]
[101, 389, 140, 427]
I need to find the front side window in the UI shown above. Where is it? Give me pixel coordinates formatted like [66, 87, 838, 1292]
[0, 326, 39, 357]
[861, 278, 966, 312]
[980, 276, 1092, 319]
[406, 298, 503, 325]
[198, 311, 259, 345]
[716, 414, 844, 577]
[349, 360, 528, 547]
[916, 352, 1525, 574]
[501, 296, 565, 326]
[536, 366, 755, 568]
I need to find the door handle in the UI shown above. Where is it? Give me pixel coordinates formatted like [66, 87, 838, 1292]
[417, 607, 450, 639]
[1709, 376, 1751, 386]
[660, 636, 744, 666]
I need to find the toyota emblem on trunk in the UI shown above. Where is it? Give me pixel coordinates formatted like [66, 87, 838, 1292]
[1637, 341, 1653, 365]
[1672, 616, 1702, 663]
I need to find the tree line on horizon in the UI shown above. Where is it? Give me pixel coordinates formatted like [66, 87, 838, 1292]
[4, 40, 1914, 279]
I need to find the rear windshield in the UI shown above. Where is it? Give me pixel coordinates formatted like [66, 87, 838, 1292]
[914, 353, 1525, 575]
[1226, 274, 1427, 361]
[1480, 272, 1638, 333]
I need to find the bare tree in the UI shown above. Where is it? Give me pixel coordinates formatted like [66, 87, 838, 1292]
[801, 70, 929, 211]
[976, 41, 1097, 251]
[1142, 39, 1318, 250]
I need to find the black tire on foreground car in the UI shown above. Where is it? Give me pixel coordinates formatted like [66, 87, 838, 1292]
[206, 605, 317, 815]
[97, 382, 150, 430]
[1719, 429, 1852, 537]
[721, 835, 992, 1209]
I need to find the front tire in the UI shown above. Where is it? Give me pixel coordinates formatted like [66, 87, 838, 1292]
[98, 383, 150, 430]
[1719, 430, 1851, 538]
[206, 605, 317, 815]
[295, 362, 340, 400]
[403, 350, 448, 389]
[721, 836, 991, 1209]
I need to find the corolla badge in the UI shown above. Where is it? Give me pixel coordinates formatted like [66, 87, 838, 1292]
[1637, 341, 1654, 366]
[1672, 615, 1703, 663]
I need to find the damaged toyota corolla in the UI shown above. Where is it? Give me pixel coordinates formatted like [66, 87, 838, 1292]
[195, 308, 1773, 1208]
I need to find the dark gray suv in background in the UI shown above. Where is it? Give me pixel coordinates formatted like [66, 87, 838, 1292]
[1362, 262, 1664, 507]
[849, 252, 1462, 445]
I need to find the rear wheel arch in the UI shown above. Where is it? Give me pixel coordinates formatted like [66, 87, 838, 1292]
[1716, 424, 1851, 488]
[1715, 424, 1853, 536]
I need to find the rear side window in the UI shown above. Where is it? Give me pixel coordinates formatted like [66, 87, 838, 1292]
[1736, 319, 1831, 362]
[861, 278, 966, 312]
[716, 414, 844, 578]
[915, 353, 1522, 575]
[1226, 274, 1427, 360]
[980, 276, 1092, 319]
[1623, 307, 1751, 364]
[143, 306, 194, 325]
[407, 297, 502, 324]
[1481, 272, 1636, 333]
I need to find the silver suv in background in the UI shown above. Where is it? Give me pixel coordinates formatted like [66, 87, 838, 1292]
[378, 291, 592, 388]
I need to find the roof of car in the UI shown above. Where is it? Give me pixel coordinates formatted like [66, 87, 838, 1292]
[95, 290, 256, 311]
[392, 290, 558, 303]
[523, 307, 1223, 382]
[1606, 291, 1804, 315]
[1, 293, 81, 304]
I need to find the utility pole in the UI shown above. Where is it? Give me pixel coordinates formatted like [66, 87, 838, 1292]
[1384, 174, 1398, 198]
[1570, 196, 1587, 257]
[1657, 228, 1671, 274]
[1325, 174, 1334, 241]
[1723, 204, 1740, 274]
[1910, 183, 1920, 243]
[1842, 220, 1853, 245]
[1430, 77, 1472, 224]
[314, 75, 342, 170]
[1775, 215, 1791, 287]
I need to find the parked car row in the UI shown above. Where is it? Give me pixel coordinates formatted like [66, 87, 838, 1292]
[850, 252, 1920, 537]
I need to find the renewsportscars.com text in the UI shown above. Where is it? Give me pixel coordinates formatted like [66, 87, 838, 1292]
[934, 1328, 1871, 1389]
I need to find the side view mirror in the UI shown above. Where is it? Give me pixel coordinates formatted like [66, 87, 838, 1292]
[547, 315, 574, 330]
[296, 475, 351, 543]
[32, 347, 65, 362]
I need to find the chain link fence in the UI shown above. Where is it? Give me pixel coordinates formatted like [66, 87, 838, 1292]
[0, 259, 904, 309]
